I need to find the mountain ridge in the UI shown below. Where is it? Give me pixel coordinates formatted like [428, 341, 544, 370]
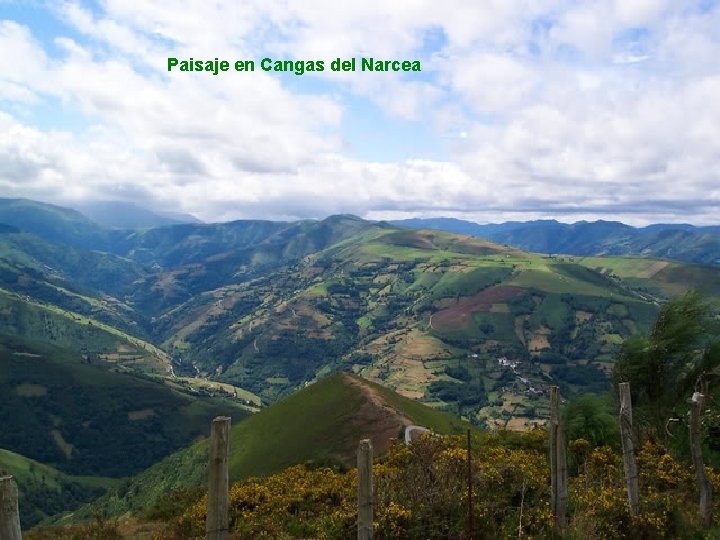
[61, 372, 471, 522]
[65, 200, 201, 229]
[392, 217, 720, 265]
[4, 200, 719, 421]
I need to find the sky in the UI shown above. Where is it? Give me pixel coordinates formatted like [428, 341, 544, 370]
[0, 1, 719, 225]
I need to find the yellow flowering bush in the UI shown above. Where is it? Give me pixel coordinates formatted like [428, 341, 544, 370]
[170, 466, 356, 539]
[372, 435, 553, 538]
[568, 440, 708, 538]
[156, 432, 719, 539]
[637, 441, 693, 492]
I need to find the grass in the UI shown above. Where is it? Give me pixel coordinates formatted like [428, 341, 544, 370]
[364, 378, 473, 435]
[576, 256, 671, 278]
[266, 376, 291, 384]
[73, 373, 477, 521]
[0, 335, 250, 479]
[429, 266, 513, 301]
[306, 282, 328, 296]
[227, 375, 363, 478]
[505, 268, 625, 297]
[529, 294, 570, 329]
[0, 288, 169, 373]
[0, 448, 122, 528]
[0, 449, 120, 491]
[226, 373, 472, 478]
[357, 315, 372, 330]
[577, 256, 720, 297]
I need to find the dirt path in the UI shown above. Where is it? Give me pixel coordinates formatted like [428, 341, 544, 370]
[344, 374, 413, 424]
[342, 373, 414, 454]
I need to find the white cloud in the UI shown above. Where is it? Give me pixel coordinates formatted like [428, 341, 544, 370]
[0, 1, 719, 225]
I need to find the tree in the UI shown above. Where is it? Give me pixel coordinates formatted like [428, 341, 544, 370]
[613, 291, 720, 439]
[564, 393, 618, 449]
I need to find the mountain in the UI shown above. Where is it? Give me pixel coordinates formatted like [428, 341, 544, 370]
[2, 200, 719, 426]
[0, 228, 145, 300]
[391, 218, 720, 265]
[65, 373, 471, 520]
[152, 225, 720, 416]
[1, 198, 719, 529]
[2, 199, 720, 431]
[386, 217, 511, 237]
[0, 198, 110, 250]
[67, 200, 201, 229]
[121, 214, 380, 315]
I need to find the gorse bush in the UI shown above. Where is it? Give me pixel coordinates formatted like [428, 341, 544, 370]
[568, 441, 716, 539]
[148, 429, 717, 539]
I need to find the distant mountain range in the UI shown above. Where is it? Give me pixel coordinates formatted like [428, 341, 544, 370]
[65, 200, 201, 229]
[3, 197, 719, 410]
[0, 198, 201, 242]
[391, 218, 720, 265]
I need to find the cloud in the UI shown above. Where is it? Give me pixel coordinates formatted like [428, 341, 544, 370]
[0, 1, 719, 225]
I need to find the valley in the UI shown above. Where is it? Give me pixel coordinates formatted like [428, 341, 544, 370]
[2, 199, 719, 430]
[2, 197, 720, 529]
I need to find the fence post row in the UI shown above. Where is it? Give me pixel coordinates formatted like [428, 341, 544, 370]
[207, 416, 231, 540]
[618, 382, 639, 516]
[549, 386, 567, 533]
[357, 438, 374, 540]
[0, 475, 22, 540]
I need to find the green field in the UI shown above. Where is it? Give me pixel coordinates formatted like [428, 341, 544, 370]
[70, 373, 475, 521]
[0, 288, 169, 374]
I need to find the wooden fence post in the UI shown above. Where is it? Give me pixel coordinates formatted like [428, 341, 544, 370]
[0, 475, 22, 540]
[619, 382, 639, 516]
[549, 386, 567, 533]
[357, 439, 374, 540]
[690, 391, 712, 526]
[207, 416, 231, 540]
[467, 429, 473, 539]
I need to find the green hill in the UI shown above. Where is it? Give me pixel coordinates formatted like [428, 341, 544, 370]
[0, 288, 169, 374]
[0, 336, 250, 481]
[155, 226, 719, 425]
[0, 198, 110, 250]
[69, 373, 471, 520]
[2, 199, 720, 432]
[0, 449, 119, 529]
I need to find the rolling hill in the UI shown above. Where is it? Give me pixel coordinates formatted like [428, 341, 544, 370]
[2, 198, 719, 529]
[0, 449, 119, 529]
[0, 289, 169, 374]
[0, 336, 250, 478]
[153, 224, 719, 429]
[62, 373, 472, 521]
[2, 199, 720, 432]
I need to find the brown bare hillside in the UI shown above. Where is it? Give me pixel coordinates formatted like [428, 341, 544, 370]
[342, 373, 412, 455]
